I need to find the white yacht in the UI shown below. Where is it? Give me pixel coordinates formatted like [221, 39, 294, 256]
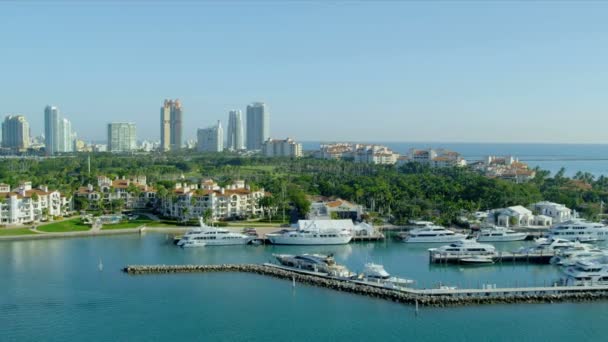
[563, 260, 608, 286]
[355, 263, 414, 288]
[550, 243, 607, 266]
[402, 225, 467, 243]
[519, 237, 575, 253]
[476, 226, 528, 242]
[273, 254, 354, 277]
[548, 219, 608, 242]
[176, 219, 253, 247]
[428, 239, 496, 256]
[266, 228, 352, 245]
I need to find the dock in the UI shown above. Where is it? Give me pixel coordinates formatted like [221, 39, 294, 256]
[429, 251, 556, 265]
[123, 263, 608, 307]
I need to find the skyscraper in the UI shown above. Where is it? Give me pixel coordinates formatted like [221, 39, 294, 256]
[226, 110, 244, 151]
[108, 123, 137, 152]
[59, 118, 74, 153]
[246, 102, 269, 151]
[44, 105, 60, 155]
[197, 121, 223, 152]
[160, 99, 183, 152]
[1, 115, 30, 150]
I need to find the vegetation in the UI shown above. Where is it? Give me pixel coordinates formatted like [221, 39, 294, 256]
[37, 218, 91, 233]
[1, 153, 607, 226]
[0, 228, 38, 236]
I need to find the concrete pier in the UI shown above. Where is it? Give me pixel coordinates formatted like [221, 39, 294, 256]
[429, 251, 556, 265]
[123, 264, 608, 307]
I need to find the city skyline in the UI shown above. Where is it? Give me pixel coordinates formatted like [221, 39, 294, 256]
[2, 3, 608, 143]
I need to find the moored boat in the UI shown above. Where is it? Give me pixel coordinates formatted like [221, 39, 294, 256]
[476, 226, 528, 242]
[176, 219, 254, 247]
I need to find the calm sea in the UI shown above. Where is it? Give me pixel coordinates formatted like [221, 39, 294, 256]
[2, 234, 608, 341]
[303, 142, 608, 177]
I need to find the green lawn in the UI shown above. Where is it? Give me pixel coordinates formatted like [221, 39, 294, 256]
[101, 217, 153, 230]
[37, 219, 91, 233]
[0, 228, 38, 236]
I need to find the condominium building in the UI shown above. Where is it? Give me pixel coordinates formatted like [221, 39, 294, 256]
[107, 123, 137, 152]
[353, 145, 399, 165]
[262, 137, 302, 157]
[44, 106, 75, 154]
[1, 115, 30, 150]
[246, 102, 269, 150]
[398, 148, 467, 168]
[159, 179, 266, 221]
[197, 121, 224, 152]
[75, 175, 156, 210]
[226, 110, 244, 151]
[160, 99, 183, 152]
[0, 182, 71, 225]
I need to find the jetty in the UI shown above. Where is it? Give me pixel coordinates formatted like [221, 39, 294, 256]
[123, 263, 608, 307]
[429, 251, 556, 265]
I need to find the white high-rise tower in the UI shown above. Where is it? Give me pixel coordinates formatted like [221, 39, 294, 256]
[227, 110, 244, 151]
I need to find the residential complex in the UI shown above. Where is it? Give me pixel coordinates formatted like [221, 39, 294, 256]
[0, 182, 71, 225]
[317, 143, 399, 164]
[160, 179, 266, 221]
[197, 121, 224, 152]
[107, 123, 137, 152]
[262, 138, 302, 158]
[486, 205, 553, 228]
[471, 156, 536, 183]
[1, 115, 30, 151]
[246, 102, 269, 151]
[226, 110, 244, 151]
[160, 99, 183, 152]
[44, 105, 75, 154]
[398, 148, 467, 168]
[75, 175, 156, 210]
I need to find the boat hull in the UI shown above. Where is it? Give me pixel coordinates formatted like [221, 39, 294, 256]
[267, 235, 352, 245]
[178, 238, 252, 247]
[403, 234, 467, 243]
[476, 234, 527, 242]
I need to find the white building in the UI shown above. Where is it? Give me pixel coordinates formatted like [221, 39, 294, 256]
[197, 121, 223, 152]
[108, 122, 137, 152]
[1, 115, 30, 150]
[75, 175, 156, 210]
[0, 182, 71, 225]
[472, 156, 536, 183]
[399, 148, 466, 168]
[246, 102, 270, 151]
[353, 145, 399, 165]
[226, 110, 244, 151]
[487, 205, 552, 228]
[160, 179, 266, 221]
[532, 201, 573, 223]
[262, 137, 302, 157]
[308, 198, 363, 220]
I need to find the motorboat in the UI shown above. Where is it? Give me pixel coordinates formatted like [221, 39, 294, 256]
[273, 253, 354, 277]
[401, 225, 467, 243]
[519, 237, 575, 253]
[548, 219, 608, 242]
[176, 219, 254, 247]
[460, 255, 495, 265]
[428, 239, 496, 256]
[266, 228, 352, 245]
[550, 243, 607, 266]
[354, 263, 414, 288]
[476, 226, 528, 242]
[562, 260, 608, 286]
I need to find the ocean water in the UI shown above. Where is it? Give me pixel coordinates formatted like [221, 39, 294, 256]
[2, 234, 608, 341]
[303, 142, 608, 177]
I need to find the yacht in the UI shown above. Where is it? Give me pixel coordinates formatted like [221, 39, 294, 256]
[548, 219, 608, 242]
[401, 225, 467, 243]
[460, 255, 495, 265]
[266, 228, 352, 245]
[428, 239, 496, 256]
[476, 226, 528, 242]
[273, 254, 354, 277]
[176, 219, 254, 247]
[519, 237, 575, 253]
[550, 243, 607, 266]
[355, 263, 414, 288]
[562, 260, 608, 286]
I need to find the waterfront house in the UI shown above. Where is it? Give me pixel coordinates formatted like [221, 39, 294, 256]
[0, 182, 71, 225]
[532, 201, 573, 223]
[308, 197, 364, 221]
[487, 205, 552, 228]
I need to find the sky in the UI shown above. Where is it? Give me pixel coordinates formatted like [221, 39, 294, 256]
[1, 1, 608, 144]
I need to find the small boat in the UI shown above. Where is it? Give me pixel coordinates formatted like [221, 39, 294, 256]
[460, 255, 495, 265]
[356, 263, 414, 288]
[273, 253, 354, 278]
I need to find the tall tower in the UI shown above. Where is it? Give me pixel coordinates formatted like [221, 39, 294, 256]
[44, 105, 60, 155]
[160, 99, 183, 152]
[1, 115, 30, 150]
[227, 110, 244, 151]
[246, 102, 269, 151]
[108, 122, 137, 152]
[197, 121, 223, 152]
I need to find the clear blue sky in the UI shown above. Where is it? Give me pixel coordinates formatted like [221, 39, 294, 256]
[2, 1, 608, 143]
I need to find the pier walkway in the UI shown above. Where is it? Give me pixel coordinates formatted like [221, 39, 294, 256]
[123, 263, 608, 307]
[429, 251, 556, 265]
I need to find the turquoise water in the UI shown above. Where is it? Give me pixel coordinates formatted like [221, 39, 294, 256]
[2, 234, 608, 341]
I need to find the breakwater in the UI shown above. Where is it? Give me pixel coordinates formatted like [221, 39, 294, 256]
[123, 264, 608, 307]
